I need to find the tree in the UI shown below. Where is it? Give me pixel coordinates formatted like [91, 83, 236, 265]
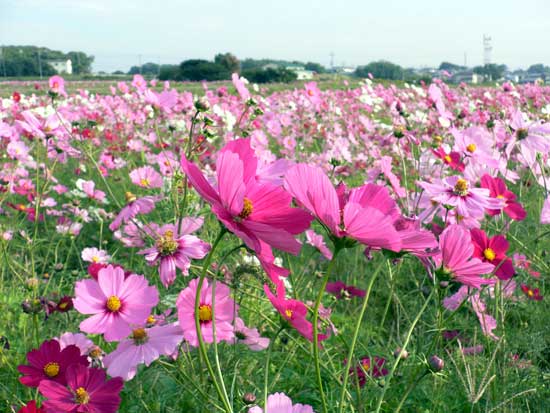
[438, 62, 466, 72]
[241, 67, 297, 83]
[214, 53, 240, 73]
[66, 51, 94, 74]
[179, 59, 230, 81]
[158, 64, 181, 81]
[355, 61, 403, 80]
[473, 64, 507, 81]
[527, 64, 546, 73]
[304, 62, 326, 73]
[128, 62, 160, 76]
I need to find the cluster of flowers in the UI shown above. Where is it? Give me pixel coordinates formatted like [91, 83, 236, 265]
[3, 72, 549, 411]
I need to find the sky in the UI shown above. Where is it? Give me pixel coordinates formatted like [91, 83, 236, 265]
[1, 0, 549, 73]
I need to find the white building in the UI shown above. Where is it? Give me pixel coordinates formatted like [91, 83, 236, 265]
[285, 66, 315, 80]
[48, 59, 73, 75]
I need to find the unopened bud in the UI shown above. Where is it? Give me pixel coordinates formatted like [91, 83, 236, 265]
[429, 355, 444, 372]
[394, 348, 409, 359]
[242, 393, 256, 405]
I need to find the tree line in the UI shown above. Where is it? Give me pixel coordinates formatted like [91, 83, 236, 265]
[0, 46, 94, 77]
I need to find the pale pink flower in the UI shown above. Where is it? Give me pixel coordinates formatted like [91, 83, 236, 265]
[56, 332, 94, 356]
[541, 196, 550, 224]
[129, 166, 163, 189]
[80, 180, 106, 203]
[248, 392, 314, 413]
[81, 247, 111, 264]
[73, 265, 159, 342]
[305, 229, 333, 260]
[233, 318, 270, 351]
[109, 194, 160, 231]
[103, 323, 184, 381]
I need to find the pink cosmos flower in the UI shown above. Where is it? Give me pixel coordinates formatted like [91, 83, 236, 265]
[109, 193, 160, 231]
[541, 196, 550, 224]
[79, 180, 106, 203]
[17, 400, 44, 413]
[56, 333, 94, 356]
[248, 392, 314, 413]
[433, 225, 495, 288]
[470, 228, 514, 280]
[284, 164, 402, 251]
[233, 318, 270, 351]
[139, 219, 210, 287]
[432, 147, 465, 172]
[326, 281, 365, 299]
[181, 138, 312, 279]
[507, 109, 550, 166]
[144, 89, 178, 113]
[521, 284, 543, 301]
[39, 364, 123, 413]
[264, 283, 327, 343]
[48, 75, 66, 96]
[305, 229, 333, 260]
[176, 278, 237, 347]
[129, 166, 163, 189]
[103, 323, 184, 381]
[352, 356, 389, 387]
[18, 340, 88, 388]
[232, 72, 250, 101]
[73, 265, 159, 342]
[81, 247, 110, 264]
[480, 174, 526, 221]
[419, 176, 503, 220]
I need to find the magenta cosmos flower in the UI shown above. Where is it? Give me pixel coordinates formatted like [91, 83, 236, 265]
[470, 228, 515, 280]
[233, 317, 270, 351]
[18, 340, 88, 387]
[103, 323, 184, 380]
[180, 138, 313, 259]
[139, 220, 210, 287]
[176, 278, 237, 347]
[129, 166, 163, 189]
[284, 164, 404, 251]
[73, 265, 159, 342]
[419, 175, 503, 220]
[434, 225, 495, 288]
[17, 400, 44, 413]
[109, 193, 160, 231]
[39, 364, 123, 413]
[248, 392, 314, 413]
[480, 174, 526, 221]
[264, 283, 327, 343]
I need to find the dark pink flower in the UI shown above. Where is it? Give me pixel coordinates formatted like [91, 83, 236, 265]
[18, 340, 88, 388]
[521, 284, 543, 301]
[109, 193, 160, 231]
[470, 228, 515, 280]
[39, 364, 123, 413]
[480, 174, 526, 221]
[326, 281, 365, 299]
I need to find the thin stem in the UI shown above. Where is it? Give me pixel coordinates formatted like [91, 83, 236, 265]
[338, 258, 385, 413]
[394, 371, 429, 413]
[312, 246, 342, 413]
[374, 289, 435, 413]
[264, 326, 285, 411]
[193, 227, 232, 413]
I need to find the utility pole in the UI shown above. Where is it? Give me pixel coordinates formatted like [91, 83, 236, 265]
[329, 52, 335, 70]
[138, 54, 142, 74]
[464, 52, 467, 67]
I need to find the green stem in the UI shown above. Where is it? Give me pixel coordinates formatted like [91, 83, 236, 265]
[394, 371, 429, 413]
[264, 326, 285, 411]
[312, 247, 342, 413]
[338, 258, 385, 413]
[194, 227, 232, 413]
[374, 289, 435, 413]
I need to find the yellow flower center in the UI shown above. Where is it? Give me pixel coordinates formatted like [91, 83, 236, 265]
[483, 248, 496, 261]
[198, 304, 212, 322]
[125, 191, 137, 203]
[106, 295, 122, 312]
[59, 302, 68, 310]
[496, 194, 505, 199]
[91, 255, 100, 263]
[466, 143, 477, 153]
[75, 387, 90, 404]
[140, 178, 150, 187]
[156, 230, 178, 256]
[453, 178, 469, 196]
[131, 327, 148, 344]
[433, 135, 443, 144]
[284, 309, 293, 319]
[43, 362, 60, 377]
[444, 154, 452, 163]
[89, 346, 102, 358]
[528, 290, 534, 297]
[237, 198, 254, 221]
[146, 315, 155, 324]
[362, 361, 370, 371]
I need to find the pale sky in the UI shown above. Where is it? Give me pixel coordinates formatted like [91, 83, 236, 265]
[1, 0, 549, 73]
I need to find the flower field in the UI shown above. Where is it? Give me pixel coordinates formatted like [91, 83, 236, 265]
[1, 74, 549, 412]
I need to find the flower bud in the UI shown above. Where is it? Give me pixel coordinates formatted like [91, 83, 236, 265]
[242, 393, 256, 405]
[429, 355, 444, 372]
[393, 348, 409, 359]
[194, 97, 210, 112]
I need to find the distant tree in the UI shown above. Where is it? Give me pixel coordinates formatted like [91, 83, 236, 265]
[473, 64, 507, 80]
[438, 62, 466, 72]
[66, 51, 94, 74]
[241, 67, 297, 83]
[355, 61, 403, 80]
[214, 53, 240, 73]
[128, 62, 160, 76]
[304, 62, 326, 73]
[112, 70, 125, 75]
[527, 63, 546, 73]
[179, 59, 230, 81]
[158, 64, 181, 81]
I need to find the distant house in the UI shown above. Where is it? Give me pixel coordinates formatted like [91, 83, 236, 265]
[519, 72, 545, 84]
[285, 66, 315, 80]
[331, 66, 356, 74]
[47, 59, 73, 75]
